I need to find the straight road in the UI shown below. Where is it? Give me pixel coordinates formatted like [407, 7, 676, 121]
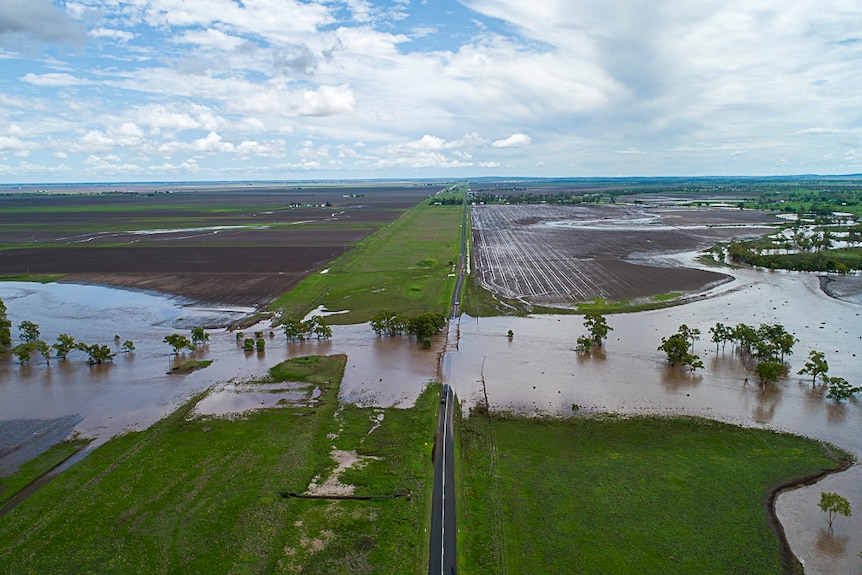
[429, 383, 456, 575]
[449, 187, 469, 319]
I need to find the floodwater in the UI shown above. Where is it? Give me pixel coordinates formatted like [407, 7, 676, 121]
[1, 262, 861, 573]
[443, 258, 862, 575]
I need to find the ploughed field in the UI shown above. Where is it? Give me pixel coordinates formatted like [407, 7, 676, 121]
[0, 183, 436, 306]
[471, 203, 781, 306]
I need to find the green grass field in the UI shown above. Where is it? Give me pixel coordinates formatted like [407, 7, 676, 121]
[459, 413, 851, 575]
[0, 356, 439, 575]
[269, 197, 464, 324]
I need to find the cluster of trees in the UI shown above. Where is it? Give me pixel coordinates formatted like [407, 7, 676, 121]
[235, 330, 270, 352]
[725, 227, 861, 273]
[798, 349, 861, 402]
[281, 316, 332, 342]
[9, 320, 129, 365]
[575, 313, 613, 353]
[164, 326, 214, 354]
[370, 310, 448, 348]
[658, 320, 860, 401]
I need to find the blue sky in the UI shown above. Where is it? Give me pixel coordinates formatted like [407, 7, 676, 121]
[1, 0, 861, 182]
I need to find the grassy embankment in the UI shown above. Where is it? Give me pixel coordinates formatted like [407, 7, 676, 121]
[459, 413, 852, 575]
[0, 438, 91, 506]
[269, 194, 465, 324]
[0, 355, 439, 574]
[463, 275, 696, 317]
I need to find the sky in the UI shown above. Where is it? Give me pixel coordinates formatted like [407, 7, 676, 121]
[1, 0, 862, 183]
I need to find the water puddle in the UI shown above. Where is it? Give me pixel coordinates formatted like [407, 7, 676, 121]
[193, 382, 314, 417]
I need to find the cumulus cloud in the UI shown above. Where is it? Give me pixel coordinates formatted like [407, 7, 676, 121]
[492, 133, 531, 148]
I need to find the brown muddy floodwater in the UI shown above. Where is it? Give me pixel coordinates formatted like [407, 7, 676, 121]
[444, 258, 862, 575]
[2, 260, 861, 573]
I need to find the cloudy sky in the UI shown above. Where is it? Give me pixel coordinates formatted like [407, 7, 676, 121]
[1, 0, 861, 182]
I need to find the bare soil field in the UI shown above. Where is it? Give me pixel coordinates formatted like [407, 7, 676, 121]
[471, 203, 781, 306]
[0, 183, 436, 306]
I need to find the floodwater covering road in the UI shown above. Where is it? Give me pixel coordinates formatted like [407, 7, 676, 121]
[2, 257, 861, 573]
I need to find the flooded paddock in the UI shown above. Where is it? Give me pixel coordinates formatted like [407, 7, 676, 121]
[2, 260, 861, 572]
[444, 262, 861, 574]
[0, 282, 440, 465]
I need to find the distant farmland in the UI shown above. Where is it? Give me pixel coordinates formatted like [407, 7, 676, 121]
[0, 183, 437, 306]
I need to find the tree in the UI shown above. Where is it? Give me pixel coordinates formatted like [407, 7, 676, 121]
[709, 322, 731, 353]
[77, 343, 116, 365]
[797, 350, 829, 386]
[731, 323, 758, 354]
[303, 316, 332, 340]
[255, 338, 265, 352]
[677, 324, 700, 351]
[371, 310, 406, 336]
[164, 334, 194, 355]
[18, 320, 40, 343]
[0, 297, 11, 352]
[282, 318, 305, 342]
[825, 377, 862, 402]
[12, 342, 35, 364]
[658, 330, 703, 372]
[818, 492, 852, 530]
[190, 326, 209, 345]
[34, 340, 51, 364]
[575, 335, 592, 353]
[754, 361, 787, 389]
[121, 340, 135, 353]
[583, 313, 613, 347]
[52, 334, 77, 359]
[658, 333, 690, 366]
[243, 338, 255, 352]
[405, 312, 447, 348]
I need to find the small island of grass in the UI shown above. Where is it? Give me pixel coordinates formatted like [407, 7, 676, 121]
[167, 359, 213, 374]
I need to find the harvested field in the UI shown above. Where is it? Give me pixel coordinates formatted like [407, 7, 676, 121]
[0, 183, 436, 306]
[470, 204, 781, 306]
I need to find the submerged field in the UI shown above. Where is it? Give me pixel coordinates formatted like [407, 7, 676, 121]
[0, 356, 439, 574]
[459, 413, 851, 575]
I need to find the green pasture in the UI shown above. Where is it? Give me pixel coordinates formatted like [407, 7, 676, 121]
[0, 356, 438, 575]
[459, 413, 851, 575]
[269, 198, 464, 323]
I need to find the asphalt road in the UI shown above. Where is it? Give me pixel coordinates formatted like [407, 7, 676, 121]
[449, 189, 469, 319]
[429, 383, 457, 575]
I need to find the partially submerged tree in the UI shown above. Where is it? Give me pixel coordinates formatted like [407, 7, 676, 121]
[658, 328, 703, 372]
[0, 297, 11, 352]
[819, 492, 852, 530]
[190, 326, 209, 345]
[583, 313, 613, 347]
[405, 312, 447, 348]
[798, 350, 829, 386]
[825, 377, 862, 402]
[164, 333, 194, 355]
[371, 310, 407, 336]
[76, 342, 116, 365]
[709, 322, 731, 353]
[52, 334, 77, 359]
[754, 361, 788, 390]
[575, 335, 592, 354]
[121, 340, 135, 353]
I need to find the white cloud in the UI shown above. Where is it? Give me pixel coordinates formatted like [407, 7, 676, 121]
[21, 73, 91, 87]
[492, 133, 531, 148]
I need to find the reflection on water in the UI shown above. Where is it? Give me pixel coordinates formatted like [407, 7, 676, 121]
[1, 264, 861, 573]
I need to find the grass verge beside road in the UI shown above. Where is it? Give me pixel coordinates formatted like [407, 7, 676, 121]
[0, 356, 438, 574]
[459, 412, 852, 575]
[269, 196, 464, 324]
